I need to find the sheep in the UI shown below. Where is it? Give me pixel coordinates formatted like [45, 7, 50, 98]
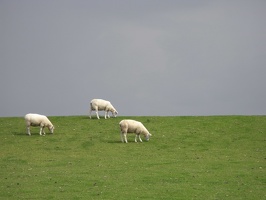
[89, 99, 118, 119]
[119, 119, 152, 143]
[24, 113, 54, 136]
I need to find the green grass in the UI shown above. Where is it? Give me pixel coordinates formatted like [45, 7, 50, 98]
[0, 115, 265, 199]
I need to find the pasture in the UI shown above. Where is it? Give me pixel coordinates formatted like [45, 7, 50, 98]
[0, 115, 265, 199]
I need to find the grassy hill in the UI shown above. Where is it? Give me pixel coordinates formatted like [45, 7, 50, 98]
[0, 115, 265, 199]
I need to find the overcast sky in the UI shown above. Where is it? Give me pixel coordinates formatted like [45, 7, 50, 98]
[1, 0, 265, 117]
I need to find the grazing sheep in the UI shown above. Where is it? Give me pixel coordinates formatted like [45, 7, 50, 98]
[119, 119, 152, 143]
[90, 99, 118, 119]
[24, 113, 54, 136]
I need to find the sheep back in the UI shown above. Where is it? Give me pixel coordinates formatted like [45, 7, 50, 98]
[90, 99, 111, 110]
[119, 119, 149, 135]
[25, 113, 52, 127]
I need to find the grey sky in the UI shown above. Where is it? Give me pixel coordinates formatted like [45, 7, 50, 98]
[1, 0, 265, 117]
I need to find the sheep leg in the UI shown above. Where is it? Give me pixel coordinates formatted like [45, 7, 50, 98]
[135, 135, 138, 142]
[96, 110, 100, 119]
[89, 108, 92, 119]
[120, 133, 124, 143]
[39, 127, 45, 136]
[121, 133, 128, 143]
[138, 135, 143, 143]
[104, 111, 110, 119]
[124, 134, 128, 143]
[27, 126, 31, 136]
[135, 134, 142, 142]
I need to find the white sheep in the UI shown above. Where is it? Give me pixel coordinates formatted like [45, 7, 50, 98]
[89, 99, 118, 119]
[119, 119, 152, 143]
[24, 113, 54, 136]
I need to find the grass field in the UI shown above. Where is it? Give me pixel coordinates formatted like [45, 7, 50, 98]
[0, 115, 265, 199]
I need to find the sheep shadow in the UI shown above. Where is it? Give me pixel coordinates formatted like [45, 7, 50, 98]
[12, 131, 54, 137]
[107, 140, 147, 144]
[87, 116, 117, 120]
[12, 131, 28, 136]
[81, 116, 93, 120]
[107, 140, 122, 144]
[84, 115, 101, 120]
